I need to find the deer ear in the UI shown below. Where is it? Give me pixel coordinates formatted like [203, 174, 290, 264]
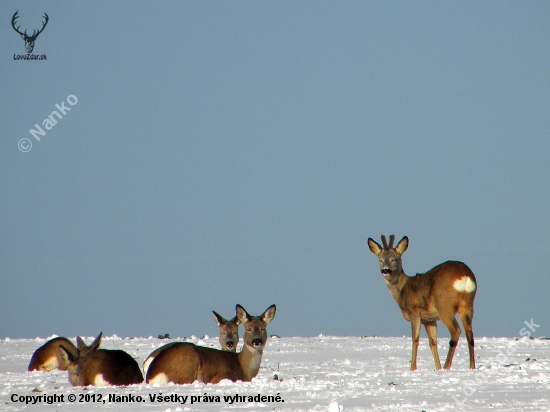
[368, 238, 382, 255]
[395, 236, 409, 255]
[212, 311, 226, 326]
[76, 337, 87, 352]
[59, 345, 76, 364]
[262, 305, 276, 324]
[236, 304, 250, 324]
[88, 332, 102, 352]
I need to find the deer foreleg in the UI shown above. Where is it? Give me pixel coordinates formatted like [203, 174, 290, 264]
[424, 321, 442, 370]
[410, 316, 421, 371]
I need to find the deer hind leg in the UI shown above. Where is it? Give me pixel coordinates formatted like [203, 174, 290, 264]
[440, 315, 461, 370]
[458, 306, 475, 370]
[424, 321, 442, 370]
[410, 316, 422, 371]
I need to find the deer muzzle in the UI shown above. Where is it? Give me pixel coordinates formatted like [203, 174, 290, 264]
[251, 338, 263, 347]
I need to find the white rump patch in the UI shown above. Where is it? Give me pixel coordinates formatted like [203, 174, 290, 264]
[93, 374, 111, 387]
[148, 372, 169, 385]
[42, 356, 58, 371]
[453, 277, 476, 293]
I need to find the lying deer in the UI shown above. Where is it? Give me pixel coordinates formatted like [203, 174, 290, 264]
[368, 235, 476, 370]
[28, 337, 78, 372]
[59, 332, 143, 386]
[146, 304, 276, 384]
[142, 310, 241, 374]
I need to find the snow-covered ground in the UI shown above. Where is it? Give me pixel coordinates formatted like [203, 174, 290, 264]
[1, 334, 549, 411]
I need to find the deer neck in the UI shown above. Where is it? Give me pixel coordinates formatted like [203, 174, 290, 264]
[385, 270, 409, 303]
[236, 343, 264, 381]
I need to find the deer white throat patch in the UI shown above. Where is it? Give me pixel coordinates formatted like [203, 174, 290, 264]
[453, 276, 476, 293]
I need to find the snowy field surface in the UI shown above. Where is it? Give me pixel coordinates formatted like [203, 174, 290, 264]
[1, 335, 549, 411]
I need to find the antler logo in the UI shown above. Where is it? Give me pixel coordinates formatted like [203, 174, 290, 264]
[11, 11, 49, 54]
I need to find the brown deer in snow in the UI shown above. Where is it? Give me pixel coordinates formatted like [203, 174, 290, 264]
[142, 310, 241, 374]
[146, 304, 275, 384]
[28, 337, 78, 372]
[59, 332, 143, 386]
[368, 235, 476, 370]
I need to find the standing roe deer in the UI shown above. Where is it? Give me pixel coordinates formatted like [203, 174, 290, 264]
[142, 310, 241, 374]
[368, 235, 477, 370]
[146, 304, 276, 384]
[28, 337, 78, 372]
[59, 332, 143, 386]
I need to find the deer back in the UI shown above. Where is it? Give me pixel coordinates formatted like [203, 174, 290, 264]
[60, 332, 143, 386]
[146, 342, 242, 384]
[28, 337, 77, 372]
[75, 349, 144, 386]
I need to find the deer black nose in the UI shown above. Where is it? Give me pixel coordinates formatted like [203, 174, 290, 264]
[381, 268, 392, 275]
[226, 341, 234, 348]
[251, 338, 263, 347]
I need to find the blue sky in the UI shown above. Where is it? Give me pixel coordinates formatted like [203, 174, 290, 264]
[1, 1, 549, 341]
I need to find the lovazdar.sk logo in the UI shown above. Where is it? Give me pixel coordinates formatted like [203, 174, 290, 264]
[11, 10, 48, 60]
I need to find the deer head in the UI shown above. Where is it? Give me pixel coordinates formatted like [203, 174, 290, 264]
[368, 234, 408, 285]
[12, 11, 49, 54]
[212, 311, 241, 351]
[236, 304, 276, 351]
